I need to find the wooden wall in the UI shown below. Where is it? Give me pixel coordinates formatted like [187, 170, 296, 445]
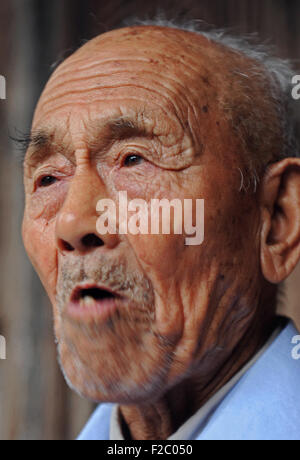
[0, 0, 299, 440]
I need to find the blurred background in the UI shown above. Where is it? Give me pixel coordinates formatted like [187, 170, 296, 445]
[0, 0, 299, 440]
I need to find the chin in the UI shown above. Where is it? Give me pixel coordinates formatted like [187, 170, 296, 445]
[56, 322, 174, 404]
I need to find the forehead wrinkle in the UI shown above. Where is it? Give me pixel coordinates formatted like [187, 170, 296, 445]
[38, 95, 187, 138]
[44, 35, 218, 104]
[47, 50, 213, 100]
[43, 68, 202, 124]
[40, 50, 220, 154]
[50, 50, 208, 84]
[41, 88, 193, 140]
[42, 68, 193, 101]
[51, 57, 153, 82]
[39, 75, 199, 149]
[53, 25, 246, 106]
[42, 81, 182, 108]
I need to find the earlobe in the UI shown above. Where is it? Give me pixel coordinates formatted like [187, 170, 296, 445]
[260, 158, 300, 284]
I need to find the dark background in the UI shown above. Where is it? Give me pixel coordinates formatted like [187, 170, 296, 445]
[0, 0, 299, 440]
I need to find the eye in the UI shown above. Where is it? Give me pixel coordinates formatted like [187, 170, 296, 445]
[122, 153, 144, 167]
[38, 175, 58, 188]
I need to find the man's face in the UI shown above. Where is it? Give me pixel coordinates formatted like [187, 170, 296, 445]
[22, 27, 262, 403]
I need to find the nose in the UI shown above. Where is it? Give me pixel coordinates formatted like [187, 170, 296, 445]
[55, 168, 119, 254]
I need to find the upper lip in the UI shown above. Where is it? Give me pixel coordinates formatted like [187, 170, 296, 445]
[70, 283, 123, 303]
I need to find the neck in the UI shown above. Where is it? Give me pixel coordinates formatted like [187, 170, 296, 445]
[120, 293, 279, 440]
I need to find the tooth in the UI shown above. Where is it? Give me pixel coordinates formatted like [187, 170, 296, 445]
[82, 296, 96, 307]
[80, 298, 85, 308]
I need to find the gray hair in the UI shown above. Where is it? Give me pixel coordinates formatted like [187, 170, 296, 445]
[124, 17, 299, 192]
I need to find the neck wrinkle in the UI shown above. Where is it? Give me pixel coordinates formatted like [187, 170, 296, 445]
[120, 288, 278, 440]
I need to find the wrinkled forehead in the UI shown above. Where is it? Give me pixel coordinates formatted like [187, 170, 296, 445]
[33, 27, 229, 125]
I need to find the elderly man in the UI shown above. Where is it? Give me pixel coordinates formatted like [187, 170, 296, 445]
[22, 22, 300, 440]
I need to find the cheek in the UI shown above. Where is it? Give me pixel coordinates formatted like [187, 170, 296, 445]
[22, 182, 68, 302]
[111, 169, 194, 341]
[127, 232, 186, 342]
[26, 181, 68, 221]
[129, 233, 185, 278]
[23, 216, 57, 304]
[109, 163, 159, 197]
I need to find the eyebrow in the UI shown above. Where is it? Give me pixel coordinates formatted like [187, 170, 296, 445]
[22, 115, 156, 167]
[12, 129, 53, 164]
[106, 117, 150, 140]
[87, 116, 153, 153]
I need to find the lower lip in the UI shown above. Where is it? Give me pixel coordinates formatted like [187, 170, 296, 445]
[66, 298, 119, 321]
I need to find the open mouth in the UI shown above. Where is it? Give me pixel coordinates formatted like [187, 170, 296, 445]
[70, 285, 120, 308]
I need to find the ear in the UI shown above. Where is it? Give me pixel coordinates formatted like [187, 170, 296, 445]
[260, 158, 300, 284]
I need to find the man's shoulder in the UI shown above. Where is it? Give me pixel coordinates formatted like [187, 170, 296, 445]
[197, 321, 300, 440]
[77, 403, 114, 440]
